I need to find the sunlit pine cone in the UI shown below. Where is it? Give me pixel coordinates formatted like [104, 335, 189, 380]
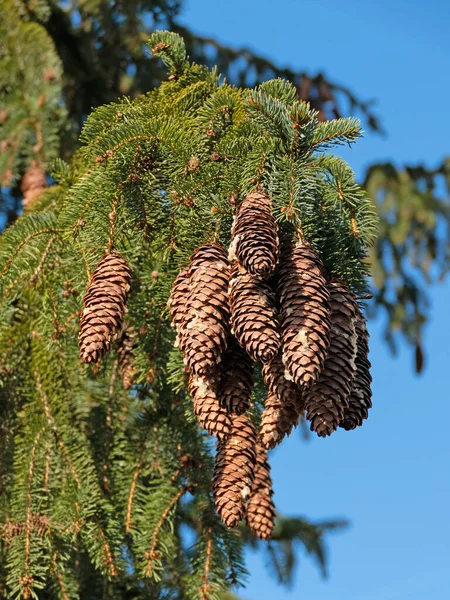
[79, 252, 131, 363]
[246, 444, 276, 539]
[229, 188, 279, 277]
[229, 263, 281, 364]
[304, 281, 358, 437]
[278, 243, 331, 388]
[212, 414, 257, 528]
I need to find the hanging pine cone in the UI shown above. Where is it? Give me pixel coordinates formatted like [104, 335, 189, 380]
[168, 267, 190, 350]
[246, 444, 276, 540]
[219, 337, 254, 415]
[229, 264, 281, 363]
[21, 160, 47, 210]
[340, 308, 372, 430]
[278, 242, 331, 388]
[304, 281, 358, 437]
[79, 252, 131, 364]
[183, 243, 230, 375]
[116, 327, 136, 390]
[259, 392, 300, 450]
[229, 189, 279, 277]
[262, 353, 304, 414]
[188, 374, 232, 441]
[213, 414, 257, 528]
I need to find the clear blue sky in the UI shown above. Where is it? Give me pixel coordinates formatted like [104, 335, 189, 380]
[180, 1, 450, 598]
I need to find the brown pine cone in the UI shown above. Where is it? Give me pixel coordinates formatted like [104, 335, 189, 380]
[278, 243, 331, 388]
[340, 308, 372, 430]
[183, 243, 230, 375]
[259, 392, 300, 450]
[168, 268, 190, 350]
[213, 414, 257, 528]
[262, 353, 304, 414]
[219, 337, 254, 415]
[79, 252, 131, 363]
[246, 444, 276, 540]
[229, 264, 281, 364]
[116, 326, 136, 390]
[304, 281, 358, 437]
[229, 189, 279, 277]
[188, 374, 232, 441]
[21, 160, 47, 210]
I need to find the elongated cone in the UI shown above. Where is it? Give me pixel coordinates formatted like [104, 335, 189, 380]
[213, 414, 257, 528]
[188, 374, 232, 441]
[278, 243, 331, 388]
[262, 353, 304, 414]
[183, 243, 230, 375]
[229, 264, 281, 363]
[340, 309, 372, 430]
[21, 160, 47, 210]
[304, 281, 358, 437]
[168, 268, 190, 350]
[259, 392, 300, 450]
[116, 326, 136, 390]
[246, 444, 276, 539]
[219, 337, 254, 415]
[229, 189, 279, 277]
[79, 252, 131, 363]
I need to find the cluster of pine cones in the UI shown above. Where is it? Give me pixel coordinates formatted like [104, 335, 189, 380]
[169, 189, 372, 538]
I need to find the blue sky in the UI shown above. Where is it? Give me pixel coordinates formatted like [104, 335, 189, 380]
[180, 1, 450, 598]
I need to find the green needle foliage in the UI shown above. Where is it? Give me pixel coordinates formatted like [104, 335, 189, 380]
[0, 31, 371, 599]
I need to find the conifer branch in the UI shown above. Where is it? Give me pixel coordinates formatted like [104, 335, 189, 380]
[1, 228, 59, 276]
[200, 528, 213, 600]
[22, 427, 45, 597]
[35, 374, 81, 488]
[144, 486, 188, 577]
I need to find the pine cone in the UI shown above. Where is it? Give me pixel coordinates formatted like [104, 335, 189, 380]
[79, 252, 131, 364]
[188, 374, 232, 441]
[262, 353, 304, 414]
[183, 243, 230, 375]
[246, 444, 276, 540]
[304, 281, 358, 437]
[213, 414, 257, 528]
[21, 161, 47, 210]
[229, 264, 281, 363]
[116, 327, 136, 390]
[259, 392, 299, 450]
[278, 243, 331, 388]
[219, 337, 254, 415]
[229, 189, 279, 277]
[168, 267, 190, 350]
[340, 309, 372, 430]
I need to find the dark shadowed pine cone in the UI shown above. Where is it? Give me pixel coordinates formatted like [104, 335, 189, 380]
[262, 352, 304, 414]
[259, 392, 300, 450]
[219, 337, 254, 415]
[116, 326, 136, 390]
[213, 414, 257, 528]
[229, 189, 279, 277]
[183, 243, 230, 375]
[304, 281, 358, 437]
[278, 243, 331, 388]
[229, 263, 281, 364]
[246, 444, 276, 540]
[168, 267, 190, 351]
[79, 251, 131, 364]
[188, 374, 232, 441]
[340, 308, 372, 430]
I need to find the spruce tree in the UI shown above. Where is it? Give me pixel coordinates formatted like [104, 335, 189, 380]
[1, 1, 449, 367]
[0, 31, 377, 599]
